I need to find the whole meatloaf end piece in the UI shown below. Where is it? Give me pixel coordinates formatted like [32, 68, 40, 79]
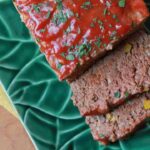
[86, 92, 150, 145]
[13, 0, 149, 81]
[71, 30, 150, 116]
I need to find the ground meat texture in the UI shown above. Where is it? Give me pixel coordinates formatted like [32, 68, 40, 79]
[86, 92, 150, 145]
[71, 31, 150, 116]
[13, 0, 149, 81]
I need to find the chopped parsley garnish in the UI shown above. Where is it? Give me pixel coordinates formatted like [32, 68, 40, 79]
[56, 0, 63, 10]
[118, 0, 126, 8]
[99, 134, 105, 139]
[32, 4, 40, 13]
[46, 10, 51, 19]
[112, 14, 117, 19]
[114, 91, 121, 98]
[106, 1, 111, 8]
[36, 38, 40, 42]
[57, 62, 62, 69]
[75, 13, 79, 18]
[53, 1, 74, 26]
[81, 1, 92, 9]
[66, 54, 75, 61]
[90, 22, 95, 28]
[98, 20, 103, 25]
[103, 8, 107, 15]
[61, 52, 66, 58]
[52, 11, 68, 26]
[103, 43, 107, 48]
[76, 42, 92, 58]
[93, 17, 97, 23]
[64, 26, 72, 35]
[95, 37, 101, 48]
[63, 41, 69, 46]
[39, 28, 46, 33]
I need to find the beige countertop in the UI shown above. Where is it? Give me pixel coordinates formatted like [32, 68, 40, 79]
[0, 84, 35, 150]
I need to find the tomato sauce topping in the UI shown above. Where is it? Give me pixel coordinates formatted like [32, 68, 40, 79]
[15, 0, 149, 80]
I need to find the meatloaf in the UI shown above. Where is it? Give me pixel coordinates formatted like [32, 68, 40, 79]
[71, 30, 150, 116]
[86, 92, 150, 145]
[13, 0, 149, 81]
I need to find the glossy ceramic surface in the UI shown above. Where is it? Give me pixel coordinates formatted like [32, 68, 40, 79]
[0, 1, 150, 150]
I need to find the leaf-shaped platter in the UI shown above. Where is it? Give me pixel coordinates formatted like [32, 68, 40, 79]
[0, 1, 150, 150]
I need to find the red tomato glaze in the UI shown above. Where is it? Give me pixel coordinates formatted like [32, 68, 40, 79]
[14, 0, 149, 80]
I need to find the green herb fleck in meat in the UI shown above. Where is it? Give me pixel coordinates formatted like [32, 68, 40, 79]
[114, 91, 121, 98]
[125, 91, 129, 97]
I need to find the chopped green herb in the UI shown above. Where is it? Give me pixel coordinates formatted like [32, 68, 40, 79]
[95, 37, 101, 48]
[118, 0, 126, 8]
[103, 8, 107, 15]
[112, 14, 117, 19]
[52, 11, 68, 26]
[114, 91, 121, 98]
[81, 1, 92, 9]
[106, 1, 111, 8]
[66, 54, 75, 61]
[36, 38, 40, 42]
[99, 24, 104, 31]
[46, 10, 51, 19]
[103, 43, 107, 48]
[75, 13, 79, 18]
[61, 52, 66, 57]
[52, 0, 74, 26]
[76, 42, 92, 58]
[78, 49, 87, 58]
[99, 134, 105, 139]
[98, 20, 103, 25]
[64, 26, 71, 34]
[17, 6, 22, 11]
[63, 42, 68, 46]
[90, 22, 95, 28]
[39, 28, 46, 33]
[32, 4, 40, 13]
[125, 91, 129, 97]
[93, 17, 97, 23]
[56, 0, 63, 10]
[57, 62, 62, 69]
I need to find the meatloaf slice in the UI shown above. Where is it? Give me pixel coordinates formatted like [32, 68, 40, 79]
[86, 92, 150, 145]
[71, 30, 150, 116]
[13, 0, 149, 81]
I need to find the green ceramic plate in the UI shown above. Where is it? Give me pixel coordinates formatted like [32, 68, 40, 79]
[0, 1, 150, 150]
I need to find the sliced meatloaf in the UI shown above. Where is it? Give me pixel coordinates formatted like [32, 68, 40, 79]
[13, 0, 149, 81]
[71, 30, 150, 116]
[86, 92, 150, 145]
